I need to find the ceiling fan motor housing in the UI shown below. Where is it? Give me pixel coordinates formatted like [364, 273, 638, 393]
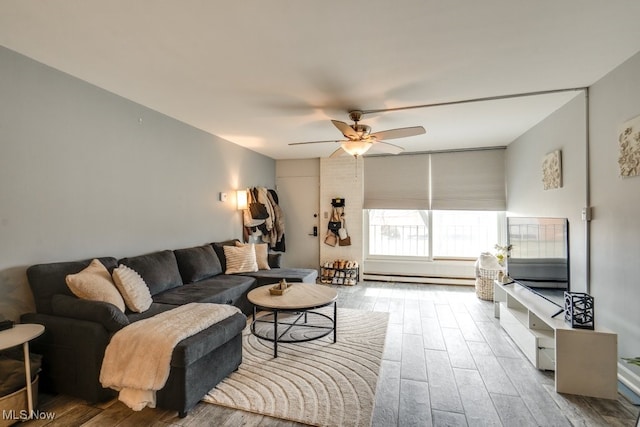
[289, 108, 422, 157]
[350, 124, 371, 139]
[348, 110, 364, 122]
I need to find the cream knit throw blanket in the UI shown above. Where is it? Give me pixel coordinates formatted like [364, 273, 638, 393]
[100, 302, 240, 411]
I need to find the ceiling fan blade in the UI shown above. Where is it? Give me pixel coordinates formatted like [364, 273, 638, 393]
[369, 126, 426, 141]
[331, 120, 359, 139]
[330, 147, 347, 158]
[370, 141, 405, 155]
[288, 140, 343, 146]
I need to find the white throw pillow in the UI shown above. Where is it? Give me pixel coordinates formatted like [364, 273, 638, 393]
[224, 244, 258, 274]
[235, 241, 270, 270]
[112, 264, 153, 313]
[65, 259, 126, 312]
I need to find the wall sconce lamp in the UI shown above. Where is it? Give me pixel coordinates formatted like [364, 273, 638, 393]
[236, 189, 248, 210]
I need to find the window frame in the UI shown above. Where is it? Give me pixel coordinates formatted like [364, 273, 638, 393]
[364, 209, 432, 261]
[365, 209, 505, 262]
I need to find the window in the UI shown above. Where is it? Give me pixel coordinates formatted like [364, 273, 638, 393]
[368, 210, 429, 258]
[367, 209, 501, 260]
[432, 210, 499, 258]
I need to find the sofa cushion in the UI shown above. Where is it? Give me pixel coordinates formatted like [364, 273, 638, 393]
[171, 312, 247, 368]
[119, 250, 183, 296]
[238, 267, 319, 287]
[65, 259, 126, 312]
[112, 265, 153, 313]
[151, 275, 256, 307]
[126, 302, 181, 323]
[211, 240, 239, 273]
[26, 257, 118, 315]
[224, 245, 258, 274]
[174, 245, 222, 283]
[51, 294, 129, 332]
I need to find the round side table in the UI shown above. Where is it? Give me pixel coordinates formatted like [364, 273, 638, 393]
[0, 324, 45, 416]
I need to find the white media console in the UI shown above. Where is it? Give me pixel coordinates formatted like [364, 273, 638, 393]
[493, 281, 618, 399]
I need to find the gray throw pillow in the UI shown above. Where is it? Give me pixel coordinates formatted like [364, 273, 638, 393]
[268, 253, 282, 268]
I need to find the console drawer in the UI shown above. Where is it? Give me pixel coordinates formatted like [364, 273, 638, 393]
[538, 346, 555, 371]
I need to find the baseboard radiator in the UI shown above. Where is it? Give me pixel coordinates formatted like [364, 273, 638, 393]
[618, 363, 640, 404]
[362, 272, 474, 286]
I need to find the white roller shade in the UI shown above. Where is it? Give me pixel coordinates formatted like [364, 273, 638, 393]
[364, 154, 429, 209]
[430, 149, 506, 210]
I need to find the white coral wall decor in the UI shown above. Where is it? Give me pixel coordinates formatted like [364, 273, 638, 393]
[542, 150, 562, 190]
[618, 115, 640, 178]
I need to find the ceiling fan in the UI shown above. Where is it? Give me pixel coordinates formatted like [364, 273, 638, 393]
[289, 110, 426, 158]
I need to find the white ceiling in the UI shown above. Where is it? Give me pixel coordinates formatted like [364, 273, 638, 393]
[1, 1, 640, 159]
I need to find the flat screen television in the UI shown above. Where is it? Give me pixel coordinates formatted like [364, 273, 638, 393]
[506, 217, 569, 291]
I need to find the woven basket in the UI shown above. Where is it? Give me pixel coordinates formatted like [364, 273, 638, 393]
[475, 267, 501, 301]
[0, 376, 38, 427]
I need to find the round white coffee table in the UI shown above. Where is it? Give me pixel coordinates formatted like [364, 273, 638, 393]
[247, 283, 338, 357]
[0, 324, 45, 416]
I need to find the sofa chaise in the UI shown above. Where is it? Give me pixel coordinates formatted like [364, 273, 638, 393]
[21, 240, 317, 417]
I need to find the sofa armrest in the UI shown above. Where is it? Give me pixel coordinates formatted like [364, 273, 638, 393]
[51, 294, 129, 333]
[268, 253, 282, 269]
[19, 311, 117, 402]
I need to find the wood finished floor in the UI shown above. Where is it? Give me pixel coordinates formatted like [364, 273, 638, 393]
[21, 282, 640, 427]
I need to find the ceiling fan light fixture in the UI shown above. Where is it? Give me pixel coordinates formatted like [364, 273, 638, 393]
[291, 112, 418, 157]
[341, 140, 372, 157]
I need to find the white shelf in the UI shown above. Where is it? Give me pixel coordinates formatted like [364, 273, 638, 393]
[506, 304, 529, 326]
[494, 281, 618, 399]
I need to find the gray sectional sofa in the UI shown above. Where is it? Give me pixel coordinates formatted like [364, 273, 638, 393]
[21, 240, 317, 417]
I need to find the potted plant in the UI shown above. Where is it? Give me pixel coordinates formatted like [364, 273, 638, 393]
[623, 357, 640, 367]
[494, 244, 512, 270]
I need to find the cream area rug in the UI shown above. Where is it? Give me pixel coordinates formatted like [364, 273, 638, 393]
[203, 307, 389, 427]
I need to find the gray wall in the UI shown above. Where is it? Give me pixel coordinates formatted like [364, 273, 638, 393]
[506, 94, 588, 292]
[507, 50, 640, 387]
[589, 51, 640, 375]
[0, 46, 275, 321]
